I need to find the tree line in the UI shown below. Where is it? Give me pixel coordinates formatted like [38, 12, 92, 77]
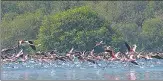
[1, 1, 163, 53]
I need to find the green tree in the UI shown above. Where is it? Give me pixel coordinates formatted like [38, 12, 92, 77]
[36, 6, 121, 53]
[0, 9, 43, 49]
[141, 18, 163, 51]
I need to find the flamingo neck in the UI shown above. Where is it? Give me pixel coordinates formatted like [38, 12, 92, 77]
[130, 48, 134, 52]
[130, 47, 136, 52]
[111, 51, 116, 58]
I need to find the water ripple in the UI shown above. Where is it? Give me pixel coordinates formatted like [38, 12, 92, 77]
[1, 59, 163, 80]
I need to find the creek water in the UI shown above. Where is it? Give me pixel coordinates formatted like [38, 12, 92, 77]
[1, 59, 163, 80]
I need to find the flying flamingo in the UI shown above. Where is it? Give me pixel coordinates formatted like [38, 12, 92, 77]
[124, 42, 139, 65]
[18, 40, 36, 51]
[124, 42, 137, 55]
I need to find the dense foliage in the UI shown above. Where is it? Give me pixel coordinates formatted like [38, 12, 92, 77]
[1, 1, 163, 53]
[36, 6, 122, 52]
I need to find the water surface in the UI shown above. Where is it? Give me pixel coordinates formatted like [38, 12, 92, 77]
[2, 59, 163, 80]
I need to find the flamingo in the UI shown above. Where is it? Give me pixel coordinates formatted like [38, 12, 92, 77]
[21, 54, 29, 62]
[124, 42, 137, 54]
[65, 47, 74, 61]
[124, 42, 139, 65]
[104, 46, 117, 61]
[1, 48, 16, 54]
[18, 40, 36, 51]
[150, 52, 163, 59]
[95, 41, 104, 46]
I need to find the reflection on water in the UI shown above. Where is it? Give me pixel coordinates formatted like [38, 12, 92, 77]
[128, 70, 136, 80]
[1, 59, 163, 80]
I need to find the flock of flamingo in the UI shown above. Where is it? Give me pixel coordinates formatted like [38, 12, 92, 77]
[1, 40, 163, 67]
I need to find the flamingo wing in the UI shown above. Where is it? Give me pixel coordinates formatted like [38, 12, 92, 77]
[130, 61, 139, 65]
[125, 42, 131, 52]
[27, 41, 36, 51]
[29, 45, 36, 51]
[105, 49, 112, 53]
[28, 41, 34, 44]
